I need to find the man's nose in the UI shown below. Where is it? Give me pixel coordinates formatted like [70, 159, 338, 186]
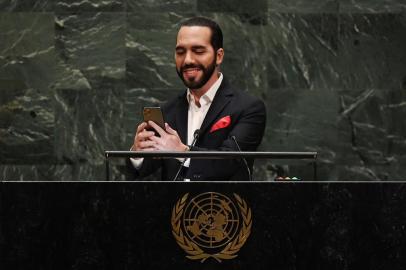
[184, 51, 195, 65]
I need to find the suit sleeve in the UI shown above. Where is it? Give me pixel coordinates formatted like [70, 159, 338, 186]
[126, 157, 163, 180]
[188, 97, 266, 181]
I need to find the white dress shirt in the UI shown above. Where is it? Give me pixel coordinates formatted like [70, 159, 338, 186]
[131, 73, 223, 169]
[184, 73, 223, 166]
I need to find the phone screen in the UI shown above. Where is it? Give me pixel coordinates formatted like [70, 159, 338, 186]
[143, 107, 165, 131]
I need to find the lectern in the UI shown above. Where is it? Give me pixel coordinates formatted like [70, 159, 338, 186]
[1, 181, 405, 269]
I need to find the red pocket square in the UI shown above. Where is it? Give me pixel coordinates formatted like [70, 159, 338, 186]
[210, 115, 231, 133]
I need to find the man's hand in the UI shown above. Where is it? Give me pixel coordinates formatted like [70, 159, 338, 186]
[148, 121, 188, 151]
[131, 122, 156, 151]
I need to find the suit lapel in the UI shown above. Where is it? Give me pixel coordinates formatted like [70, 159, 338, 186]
[199, 79, 233, 136]
[175, 92, 188, 144]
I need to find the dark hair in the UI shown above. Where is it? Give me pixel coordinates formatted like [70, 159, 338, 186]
[179, 16, 223, 51]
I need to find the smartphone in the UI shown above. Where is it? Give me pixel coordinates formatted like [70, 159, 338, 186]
[143, 107, 165, 132]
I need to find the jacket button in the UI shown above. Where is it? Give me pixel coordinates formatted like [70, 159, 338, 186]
[193, 174, 201, 180]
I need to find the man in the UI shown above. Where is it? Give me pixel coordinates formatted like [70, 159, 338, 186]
[129, 17, 266, 181]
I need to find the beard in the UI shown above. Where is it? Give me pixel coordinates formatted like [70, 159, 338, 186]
[176, 57, 217, 90]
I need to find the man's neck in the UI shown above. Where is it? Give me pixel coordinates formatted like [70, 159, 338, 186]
[190, 71, 220, 103]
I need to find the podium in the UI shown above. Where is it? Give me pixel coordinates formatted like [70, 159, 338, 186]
[1, 181, 406, 269]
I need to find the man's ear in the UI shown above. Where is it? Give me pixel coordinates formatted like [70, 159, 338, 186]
[216, 48, 224, 66]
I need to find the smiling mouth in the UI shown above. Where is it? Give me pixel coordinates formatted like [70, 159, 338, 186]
[183, 68, 201, 77]
[183, 67, 201, 72]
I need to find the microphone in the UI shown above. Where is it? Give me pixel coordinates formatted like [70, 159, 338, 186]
[231, 136, 252, 181]
[172, 129, 200, 181]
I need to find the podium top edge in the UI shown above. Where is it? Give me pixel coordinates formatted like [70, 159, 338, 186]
[104, 151, 318, 159]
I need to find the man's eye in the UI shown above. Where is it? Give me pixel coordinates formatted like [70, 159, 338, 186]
[195, 50, 205, 54]
[176, 49, 185, 55]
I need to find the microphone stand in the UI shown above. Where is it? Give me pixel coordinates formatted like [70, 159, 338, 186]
[231, 136, 253, 181]
[172, 129, 200, 181]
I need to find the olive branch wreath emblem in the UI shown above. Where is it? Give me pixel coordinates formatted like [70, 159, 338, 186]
[171, 193, 252, 262]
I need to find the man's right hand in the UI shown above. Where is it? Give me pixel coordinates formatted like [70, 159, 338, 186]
[131, 122, 156, 151]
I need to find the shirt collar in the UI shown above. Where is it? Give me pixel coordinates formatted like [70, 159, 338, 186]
[187, 73, 223, 106]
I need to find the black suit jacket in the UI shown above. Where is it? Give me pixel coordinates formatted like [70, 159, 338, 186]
[130, 78, 266, 181]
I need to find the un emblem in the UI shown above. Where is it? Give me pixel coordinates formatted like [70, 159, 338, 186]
[171, 192, 252, 262]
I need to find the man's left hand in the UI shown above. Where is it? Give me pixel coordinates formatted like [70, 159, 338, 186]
[148, 121, 188, 151]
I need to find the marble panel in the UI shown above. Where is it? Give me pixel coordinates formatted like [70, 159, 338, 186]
[268, 0, 339, 13]
[55, 0, 124, 12]
[0, 164, 75, 181]
[126, 12, 186, 90]
[340, 0, 406, 13]
[337, 89, 406, 180]
[337, 13, 406, 91]
[0, 13, 56, 164]
[127, 0, 196, 13]
[55, 12, 126, 85]
[0, 0, 52, 11]
[54, 88, 126, 163]
[53, 11, 127, 173]
[265, 13, 339, 90]
[335, 13, 406, 180]
[197, 0, 267, 13]
[210, 13, 268, 96]
[257, 13, 340, 180]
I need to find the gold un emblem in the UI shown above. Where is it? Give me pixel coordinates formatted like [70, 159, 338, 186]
[171, 192, 252, 262]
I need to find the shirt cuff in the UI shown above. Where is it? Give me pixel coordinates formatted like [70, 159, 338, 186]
[183, 158, 191, 168]
[129, 146, 143, 169]
[130, 157, 144, 169]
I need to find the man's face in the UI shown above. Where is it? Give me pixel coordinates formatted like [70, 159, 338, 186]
[175, 26, 222, 90]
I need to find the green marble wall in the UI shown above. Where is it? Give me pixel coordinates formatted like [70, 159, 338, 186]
[0, 0, 405, 180]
